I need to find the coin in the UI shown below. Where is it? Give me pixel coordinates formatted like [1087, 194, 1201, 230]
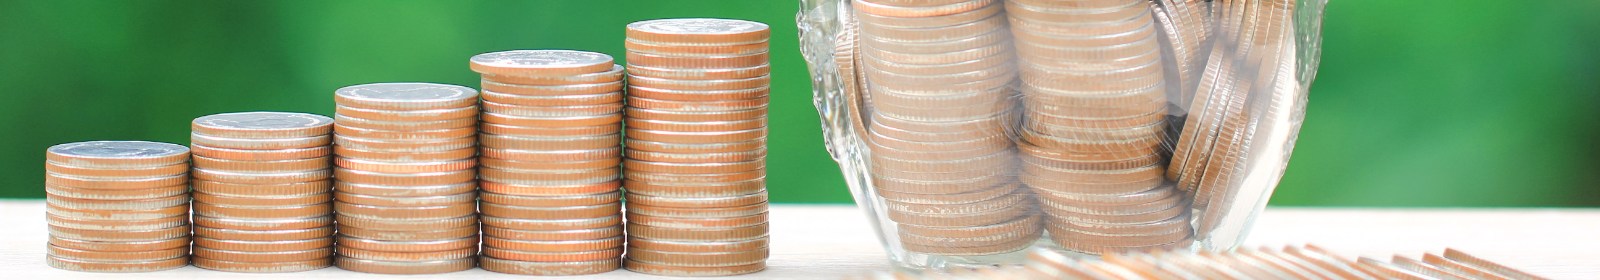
[338, 225, 477, 241]
[46, 141, 189, 169]
[45, 161, 187, 179]
[481, 64, 624, 86]
[46, 245, 187, 262]
[335, 257, 476, 274]
[193, 247, 334, 263]
[624, 259, 766, 277]
[483, 247, 623, 262]
[337, 235, 478, 252]
[483, 236, 623, 252]
[193, 257, 332, 273]
[334, 82, 479, 111]
[480, 257, 620, 276]
[194, 215, 333, 231]
[192, 112, 334, 139]
[336, 246, 478, 262]
[470, 50, 616, 77]
[626, 18, 770, 46]
[45, 255, 186, 273]
[625, 247, 767, 267]
[483, 226, 622, 241]
[194, 226, 333, 241]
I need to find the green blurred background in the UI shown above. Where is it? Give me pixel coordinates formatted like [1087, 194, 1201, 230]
[2, 1, 1596, 206]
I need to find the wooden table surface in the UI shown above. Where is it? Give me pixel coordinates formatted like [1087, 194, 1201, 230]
[2, 200, 1597, 279]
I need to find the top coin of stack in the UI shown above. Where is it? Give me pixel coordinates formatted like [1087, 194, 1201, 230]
[468, 50, 626, 276]
[622, 18, 772, 277]
[851, 0, 1042, 257]
[189, 112, 337, 273]
[1000, 0, 1192, 254]
[44, 141, 192, 272]
[331, 83, 482, 274]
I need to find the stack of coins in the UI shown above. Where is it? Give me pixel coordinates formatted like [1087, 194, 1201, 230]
[189, 112, 336, 272]
[467, 50, 626, 276]
[44, 141, 191, 272]
[851, 0, 1040, 256]
[1004, 0, 1191, 253]
[331, 83, 481, 274]
[622, 18, 772, 276]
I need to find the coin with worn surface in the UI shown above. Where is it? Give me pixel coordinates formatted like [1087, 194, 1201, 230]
[471, 50, 615, 77]
[46, 141, 189, 169]
[480, 257, 620, 276]
[335, 257, 476, 275]
[334, 82, 479, 111]
[192, 112, 333, 139]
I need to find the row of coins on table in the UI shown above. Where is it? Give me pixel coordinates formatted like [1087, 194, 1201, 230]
[467, 50, 627, 275]
[188, 112, 337, 272]
[1002, 0, 1193, 253]
[850, 0, 1043, 256]
[44, 141, 193, 272]
[331, 83, 484, 274]
[620, 18, 774, 276]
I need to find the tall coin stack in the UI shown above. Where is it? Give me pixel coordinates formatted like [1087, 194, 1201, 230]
[1004, 0, 1191, 253]
[467, 50, 626, 275]
[189, 112, 336, 272]
[622, 18, 772, 276]
[331, 83, 481, 274]
[852, 0, 1041, 256]
[44, 141, 191, 272]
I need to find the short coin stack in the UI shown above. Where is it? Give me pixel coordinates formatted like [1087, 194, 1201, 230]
[189, 112, 336, 272]
[622, 18, 772, 276]
[44, 141, 191, 272]
[852, 0, 1041, 256]
[1004, 0, 1191, 253]
[331, 83, 481, 274]
[468, 50, 626, 275]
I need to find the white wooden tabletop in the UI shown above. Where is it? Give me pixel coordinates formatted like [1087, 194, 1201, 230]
[2, 200, 1597, 279]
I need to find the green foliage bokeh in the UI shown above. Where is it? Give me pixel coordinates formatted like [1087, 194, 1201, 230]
[1, 0, 1596, 206]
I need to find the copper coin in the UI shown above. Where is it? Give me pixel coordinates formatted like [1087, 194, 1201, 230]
[882, 189, 1029, 215]
[481, 133, 620, 150]
[193, 187, 325, 207]
[853, 0, 992, 17]
[335, 114, 476, 131]
[1045, 224, 1191, 247]
[482, 226, 623, 241]
[336, 246, 478, 262]
[627, 75, 769, 91]
[333, 124, 475, 141]
[335, 181, 477, 197]
[192, 156, 329, 173]
[47, 244, 188, 262]
[191, 144, 329, 161]
[871, 172, 1010, 195]
[483, 247, 623, 262]
[45, 187, 180, 206]
[337, 235, 478, 252]
[194, 202, 331, 220]
[46, 141, 189, 169]
[481, 157, 620, 172]
[481, 181, 620, 196]
[482, 101, 623, 118]
[898, 214, 1042, 243]
[192, 247, 333, 263]
[192, 257, 332, 273]
[480, 257, 620, 276]
[45, 254, 186, 273]
[47, 213, 187, 231]
[44, 161, 187, 179]
[45, 203, 187, 220]
[192, 112, 333, 139]
[624, 138, 767, 153]
[192, 168, 330, 185]
[624, 118, 766, 132]
[856, 0, 1000, 28]
[480, 166, 618, 185]
[194, 215, 333, 231]
[627, 85, 769, 102]
[626, 63, 771, 80]
[627, 39, 768, 56]
[860, 14, 1004, 43]
[49, 236, 189, 252]
[470, 50, 615, 77]
[625, 190, 767, 208]
[624, 51, 768, 69]
[480, 191, 620, 207]
[481, 215, 620, 231]
[482, 90, 622, 107]
[623, 258, 766, 277]
[628, 236, 768, 253]
[483, 236, 622, 253]
[45, 173, 187, 190]
[622, 178, 765, 198]
[334, 83, 478, 111]
[626, 96, 769, 112]
[335, 215, 477, 232]
[480, 64, 623, 86]
[626, 212, 769, 229]
[482, 147, 620, 162]
[626, 106, 767, 122]
[334, 105, 478, 123]
[482, 112, 621, 128]
[44, 183, 188, 200]
[624, 223, 768, 242]
[334, 202, 476, 220]
[335, 257, 476, 274]
[333, 168, 476, 186]
[626, 18, 770, 46]
[47, 224, 190, 242]
[195, 236, 332, 252]
[861, 28, 1010, 55]
[334, 146, 474, 163]
[334, 157, 476, 173]
[625, 247, 767, 267]
[479, 80, 622, 96]
[194, 226, 334, 241]
[624, 202, 768, 219]
[901, 230, 1038, 256]
[480, 122, 622, 138]
[190, 133, 330, 150]
[874, 183, 1017, 205]
[885, 202, 1033, 228]
[625, 148, 766, 164]
[625, 169, 764, 184]
[338, 225, 477, 242]
[334, 192, 475, 207]
[624, 159, 763, 174]
[481, 201, 621, 220]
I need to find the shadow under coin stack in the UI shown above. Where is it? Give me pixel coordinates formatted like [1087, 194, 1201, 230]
[1004, 0, 1191, 253]
[189, 112, 335, 272]
[622, 18, 772, 276]
[331, 83, 481, 274]
[467, 50, 626, 275]
[44, 141, 191, 272]
[852, 0, 1041, 256]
